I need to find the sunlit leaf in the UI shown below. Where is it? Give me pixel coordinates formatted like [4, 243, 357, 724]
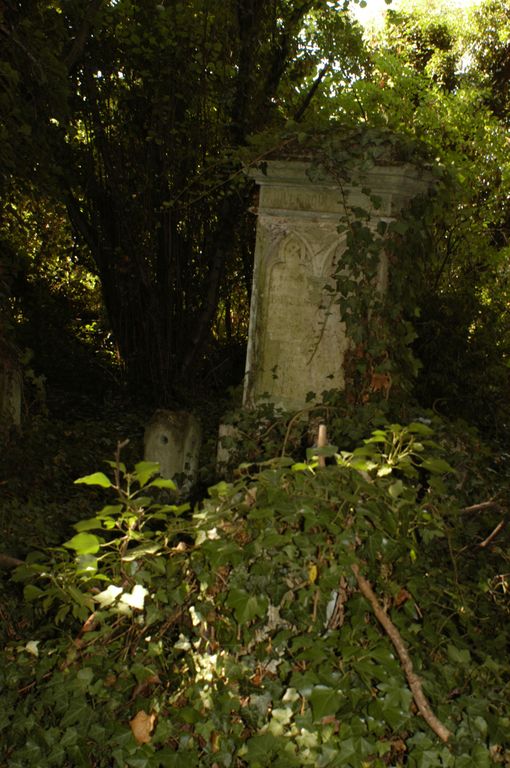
[134, 461, 161, 487]
[63, 532, 102, 555]
[74, 472, 112, 488]
[120, 584, 149, 610]
[74, 517, 103, 532]
[25, 640, 40, 656]
[95, 584, 123, 606]
[148, 477, 177, 490]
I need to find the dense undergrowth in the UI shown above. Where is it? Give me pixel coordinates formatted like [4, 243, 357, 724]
[1, 406, 509, 767]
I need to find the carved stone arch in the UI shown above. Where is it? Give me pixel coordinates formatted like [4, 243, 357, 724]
[259, 228, 315, 357]
[316, 233, 348, 279]
[262, 226, 313, 276]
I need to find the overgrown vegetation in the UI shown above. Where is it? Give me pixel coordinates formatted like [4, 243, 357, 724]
[1, 0, 510, 765]
[1, 416, 509, 766]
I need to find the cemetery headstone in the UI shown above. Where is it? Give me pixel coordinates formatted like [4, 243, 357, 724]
[144, 410, 201, 496]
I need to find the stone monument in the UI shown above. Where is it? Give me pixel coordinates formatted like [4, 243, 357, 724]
[243, 159, 431, 412]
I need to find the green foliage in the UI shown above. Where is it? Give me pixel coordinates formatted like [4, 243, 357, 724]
[2, 419, 509, 766]
[0, 0, 369, 405]
[285, 4, 510, 434]
[2, 0, 509, 428]
[2, 190, 117, 411]
[465, 0, 510, 123]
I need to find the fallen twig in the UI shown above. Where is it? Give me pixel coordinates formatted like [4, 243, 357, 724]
[317, 424, 328, 468]
[351, 563, 452, 744]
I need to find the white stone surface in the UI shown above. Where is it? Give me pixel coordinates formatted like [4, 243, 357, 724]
[216, 422, 243, 475]
[243, 160, 431, 411]
[144, 410, 201, 494]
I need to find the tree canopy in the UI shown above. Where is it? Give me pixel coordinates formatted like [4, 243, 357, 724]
[1, 0, 367, 404]
[2, 0, 509, 426]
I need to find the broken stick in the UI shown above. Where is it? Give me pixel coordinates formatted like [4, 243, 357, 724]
[317, 423, 328, 468]
[351, 563, 452, 743]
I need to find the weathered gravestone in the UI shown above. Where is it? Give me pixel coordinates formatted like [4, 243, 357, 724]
[144, 410, 201, 495]
[242, 159, 431, 412]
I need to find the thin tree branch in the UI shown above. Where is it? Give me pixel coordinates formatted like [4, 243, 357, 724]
[459, 500, 500, 514]
[479, 520, 506, 548]
[294, 64, 330, 122]
[352, 563, 452, 743]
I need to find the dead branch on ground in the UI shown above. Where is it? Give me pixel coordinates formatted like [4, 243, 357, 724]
[351, 563, 452, 744]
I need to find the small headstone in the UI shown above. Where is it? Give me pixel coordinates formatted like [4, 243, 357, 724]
[144, 410, 201, 495]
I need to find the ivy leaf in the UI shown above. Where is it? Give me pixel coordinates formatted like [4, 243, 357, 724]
[226, 588, 268, 624]
[120, 584, 149, 610]
[74, 472, 112, 488]
[310, 685, 341, 721]
[408, 422, 434, 436]
[24, 584, 44, 601]
[122, 542, 161, 561]
[242, 733, 279, 765]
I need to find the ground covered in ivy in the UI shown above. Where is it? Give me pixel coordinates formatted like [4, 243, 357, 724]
[1, 409, 509, 767]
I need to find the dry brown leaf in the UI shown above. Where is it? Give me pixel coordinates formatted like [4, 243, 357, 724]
[129, 710, 156, 744]
[81, 612, 98, 633]
[395, 588, 412, 608]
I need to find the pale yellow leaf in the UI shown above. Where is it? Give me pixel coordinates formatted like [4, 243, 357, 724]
[308, 563, 318, 584]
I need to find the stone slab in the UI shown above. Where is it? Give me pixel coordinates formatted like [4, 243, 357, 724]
[144, 410, 201, 495]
